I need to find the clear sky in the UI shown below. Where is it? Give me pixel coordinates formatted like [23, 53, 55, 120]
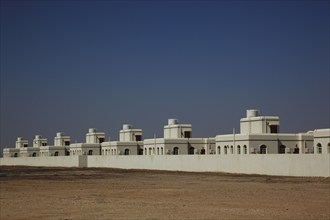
[0, 0, 329, 151]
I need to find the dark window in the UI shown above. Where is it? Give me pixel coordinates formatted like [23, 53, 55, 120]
[42, 143, 47, 146]
[14, 153, 18, 157]
[201, 148, 206, 155]
[54, 151, 59, 156]
[293, 147, 299, 154]
[184, 131, 191, 138]
[279, 145, 286, 154]
[138, 149, 143, 155]
[135, 135, 142, 141]
[124, 149, 130, 155]
[243, 145, 247, 154]
[88, 150, 93, 155]
[270, 125, 278, 133]
[64, 141, 70, 146]
[23, 144, 28, 148]
[32, 152, 37, 157]
[317, 143, 322, 154]
[188, 146, 194, 155]
[237, 145, 241, 154]
[260, 145, 267, 154]
[98, 138, 104, 143]
[173, 147, 179, 155]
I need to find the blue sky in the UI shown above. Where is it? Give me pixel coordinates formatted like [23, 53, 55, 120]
[0, 0, 329, 149]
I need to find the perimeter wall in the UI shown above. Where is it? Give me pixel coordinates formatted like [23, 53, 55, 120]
[1, 154, 329, 177]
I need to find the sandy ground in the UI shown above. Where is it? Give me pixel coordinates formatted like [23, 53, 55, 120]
[0, 166, 329, 220]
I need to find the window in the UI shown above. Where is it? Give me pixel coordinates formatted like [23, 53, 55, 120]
[317, 143, 322, 154]
[161, 147, 164, 155]
[184, 131, 191, 138]
[42, 143, 47, 146]
[135, 135, 142, 141]
[64, 141, 70, 146]
[88, 150, 93, 155]
[124, 149, 130, 155]
[23, 144, 28, 148]
[230, 146, 233, 154]
[98, 138, 104, 143]
[173, 147, 179, 155]
[188, 146, 194, 155]
[200, 148, 205, 155]
[270, 125, 278, 133]
[224, 146, 228, 155]
[14, 153, 18, 157]
[279, 145, 286, 154]
[157, 147, 159, 155]
[149, 148, 152, 155]
[260, 145, 267, 154]
[243, 145, 247, 154]
[237, 145, 241, 154]
[328, 143, 330, 154]
[54, 151, 59, 156]
[217, 146, 221, 154]
[32, 152, 37, 157]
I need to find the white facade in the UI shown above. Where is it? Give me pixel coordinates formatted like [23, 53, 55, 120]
[86, 128, 105, 144]
[143, 119, 214, 155]
[101, 124, 143, 155]
[1, 109, 329, 177]
[216, 110, 314, 155]
[39, 132, 71, 157]
[240, 109, 280, 134]
[313, 129, 330, 154]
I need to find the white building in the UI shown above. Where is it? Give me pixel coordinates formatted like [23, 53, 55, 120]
[215, 110, 314, 155]
[143, 119, 215, 155]
[313, 129, 330, 154]
[70, 128, 105, 156]
[2, 137, 28, 158]
[20, 135, 47, 157]
[40, 132, 71, 157]
[101, 124, 143, 155]
[2, 110, 329, 159]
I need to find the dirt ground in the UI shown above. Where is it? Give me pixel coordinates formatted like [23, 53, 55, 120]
[0, 166, 329, 220]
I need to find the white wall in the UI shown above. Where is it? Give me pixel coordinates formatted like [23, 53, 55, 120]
[1, 154, 329, 177]
[0, 156, 87, 167]
[87, 154, 330, 177]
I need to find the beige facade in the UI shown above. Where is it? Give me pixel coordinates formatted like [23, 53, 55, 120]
[216, 110, 314, 155]
[143, 119, 215, 155]
[313, 129, 330, 154]
[2, 110, 329, 160]
[101, 124, 143, 155]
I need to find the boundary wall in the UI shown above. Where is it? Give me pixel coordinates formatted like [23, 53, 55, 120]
[1, 155, 329, 177]
[0, 156, 87, 167]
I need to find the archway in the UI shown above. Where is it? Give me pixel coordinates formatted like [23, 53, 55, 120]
[243, 145, 247, 154]
[124, 149, 130, 155]
[32, 152, 37, 157]
[260, 145, 267, 154]
[173, 147, 179, 155]
[54, 151, 59, 156]
[237, 145, 241, 154]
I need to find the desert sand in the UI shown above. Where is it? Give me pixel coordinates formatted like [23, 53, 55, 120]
[0, 166, 329, 219]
